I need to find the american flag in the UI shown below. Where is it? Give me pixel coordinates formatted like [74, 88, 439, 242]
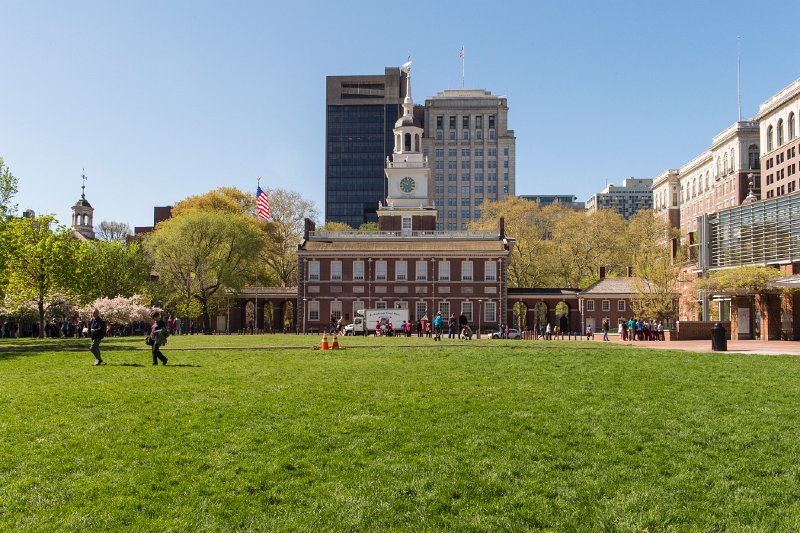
[256, 185, 270, 221]
[459, 46, 464, 58]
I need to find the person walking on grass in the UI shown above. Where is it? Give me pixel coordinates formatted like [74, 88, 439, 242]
[88, 309, 106, 365]
[150, 311, 169, 366]
[602, 319, 610, 341]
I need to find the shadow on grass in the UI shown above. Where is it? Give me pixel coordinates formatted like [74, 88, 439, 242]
[165, 364, 202, 368]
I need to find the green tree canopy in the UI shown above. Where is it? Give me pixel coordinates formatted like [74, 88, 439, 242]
[144, 210, 266, 332]
[79, 240, 151, 302]
[2, 216, 83, 337]
[171, 187, 256, 218]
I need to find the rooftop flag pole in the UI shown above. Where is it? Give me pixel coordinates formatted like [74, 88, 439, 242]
[459, 46, 465, 89]
[737, 36, 742, 122]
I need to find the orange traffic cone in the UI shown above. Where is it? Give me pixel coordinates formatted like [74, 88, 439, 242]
[332, 332, 340, 350]
[321, 331, 330, 350]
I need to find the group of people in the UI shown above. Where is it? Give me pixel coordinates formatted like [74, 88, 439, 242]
[618, 318, 665, 341]
[88, 310, 170, 366]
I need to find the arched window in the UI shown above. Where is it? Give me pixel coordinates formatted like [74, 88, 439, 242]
[790, 113, 797, 141]
[692, 178, 696, 197]
[698, 175, 703, 194]
[778, 119, 785, 146]
[716, 157, 722, 178]
[724, 153, 728, 174]
[404, 133, 411, 151]
[768, 125, 774, 152]
[705, 171, 710, 190]
[748, 144, 759, 169]
[730, 148, 735, 174]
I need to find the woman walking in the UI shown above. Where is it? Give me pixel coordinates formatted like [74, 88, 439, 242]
[150, 311, 169, 366]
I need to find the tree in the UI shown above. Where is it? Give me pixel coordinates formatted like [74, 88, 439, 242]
[3, 216, 83, 337]
[628, 211, 682, 322]
[698, 265, 780, 294]
[95, 220, 132, 241]
[317, 221, 353, 233]
[259, 187, 318, 287]
[551, 209, 627, 288]
[0, 157, 18, 219]
[144, 210, 265, 332]
[80, 295, 158, 326]
[171, 187, 256, 218]
[469, 197, 559, 288]
[358, 222, 378, 232]
[79, 240, 151, 301]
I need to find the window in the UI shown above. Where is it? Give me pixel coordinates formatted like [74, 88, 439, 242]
[476, 116, 483, 129]
[461, 160, 470, 169]
[401, 216, 412, 234]
[438, 260, 450, 281]
[448, 148, 457, 157]
[436, 130, 443, 140]
[474, 148, 483, 156]
[618, 300, 626, 312]
[768, 125, 774, 152]
[330, 301, 342, 321]
[461, 148, 470, 156]
[489, 130, 495, 140]
[449, 116, 456, 129]
[730, 148, 735, 174]
[436, 116, 443, 129]
[461, 186, 469, 195]
[778, 119, 785, 146]
[376, 301, 387, 310]
[396, 261, 407, 281]
[435, 148, 444, 157]
[308, 301, 320, 321]
[448, 173, 456, 181]
[462, 130, 470, 140]
[416, 302, 427, 322]
[601, 300, 610, 312]
[435, 185, 444, 194]
[330, 260, 342, 281]
[723, 153, 728, 175]
[416, 261, 427, 281]
[448, 161, 457, 169]
[353, 260, 364, 281]
[461, 174, 470, 181]
[448, 210, 457, 219]
[308, 261, 320, 281]
[488, 148, 497, 156]
[448, 198, 457, 206]
[462, 260, 473, 281]
[503, 160, 509, 168]
[488, 115, 496, 129]
[462, 301, 473, 322]
[462, 116, 469, 129]
[375, 260, 387, 281]
[587, 300, 595, 311]
[449, 130, 455, 140]
[790, 113, 796, 141]
[476, 130, 482, 140]
[484, 261, 497, 282]
[438, 301, 450, 318]
[474, 186, 484, 193]
[461, 198, 470, 206]
[461, 210, 470, 219]
[503, 147, 509, 156]
[448, 186, 457, 194]
[484, 301, 497, 322]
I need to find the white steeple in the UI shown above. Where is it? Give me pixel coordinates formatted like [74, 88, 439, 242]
[71, 169, 95, 240]
[382, 59, 432, 210]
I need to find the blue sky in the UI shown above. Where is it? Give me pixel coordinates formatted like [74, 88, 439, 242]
[3, 0, 800, 228]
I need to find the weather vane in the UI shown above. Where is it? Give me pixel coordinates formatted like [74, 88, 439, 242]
[81, 168, 88, 199]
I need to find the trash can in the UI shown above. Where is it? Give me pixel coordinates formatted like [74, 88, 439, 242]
[711, 323, 727, 351]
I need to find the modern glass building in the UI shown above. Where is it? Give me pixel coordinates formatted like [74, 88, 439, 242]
[325, 68, 408, 227]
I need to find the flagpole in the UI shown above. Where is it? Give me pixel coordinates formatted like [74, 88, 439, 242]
[737, 36, 741, 122]
[461, 45, 465, 89]
[255, 177, 261, 334]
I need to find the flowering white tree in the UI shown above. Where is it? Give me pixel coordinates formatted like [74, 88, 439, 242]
[80, 295, 160, 326]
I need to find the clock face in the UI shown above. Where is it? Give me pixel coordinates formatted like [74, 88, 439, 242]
[399, 176, 416, 193]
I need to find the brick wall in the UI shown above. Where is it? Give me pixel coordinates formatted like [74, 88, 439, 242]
[673, 321, 731, 340]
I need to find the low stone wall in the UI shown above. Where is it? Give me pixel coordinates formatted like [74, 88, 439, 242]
[673, 321, 731, 341]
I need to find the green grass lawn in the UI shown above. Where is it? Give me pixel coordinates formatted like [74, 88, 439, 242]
[2, 334, 800, 531]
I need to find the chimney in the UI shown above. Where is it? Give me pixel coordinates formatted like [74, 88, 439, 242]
[304, 218, 316, 240]
[499, 217, 505, 239]
[599, 266, 606, 279]
[627, 266, 634, 277]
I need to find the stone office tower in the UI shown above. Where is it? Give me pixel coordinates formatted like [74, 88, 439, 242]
[422, 90, 516, 230]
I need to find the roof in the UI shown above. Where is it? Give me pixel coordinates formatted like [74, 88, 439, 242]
[300, 239, 509, 254]
[508, 288, 580, 296]
[579, 276, 655, 297]
[73, 198, 92, 208]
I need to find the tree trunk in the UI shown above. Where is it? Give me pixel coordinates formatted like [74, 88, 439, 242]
[38, 300, 45, 339]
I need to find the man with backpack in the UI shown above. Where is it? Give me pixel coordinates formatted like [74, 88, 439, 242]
[88, 309, 106, 366]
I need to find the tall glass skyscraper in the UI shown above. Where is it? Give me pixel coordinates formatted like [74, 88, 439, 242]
[325, 68, 408, 227]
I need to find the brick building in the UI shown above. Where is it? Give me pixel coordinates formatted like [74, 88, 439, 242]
[298, 62, 514, 334]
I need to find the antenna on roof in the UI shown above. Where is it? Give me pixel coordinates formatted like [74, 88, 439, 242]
[737, 36, 742, 122]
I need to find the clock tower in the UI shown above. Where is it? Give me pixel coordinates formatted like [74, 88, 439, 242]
[378, 59, 437, 234]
